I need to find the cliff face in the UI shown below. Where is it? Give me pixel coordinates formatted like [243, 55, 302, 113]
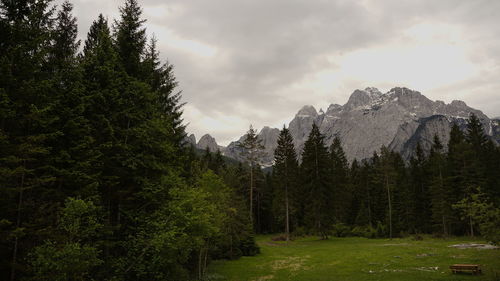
[225, 87, 497, 165]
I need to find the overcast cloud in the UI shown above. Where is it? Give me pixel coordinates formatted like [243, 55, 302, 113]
[62, 0, 500, 145]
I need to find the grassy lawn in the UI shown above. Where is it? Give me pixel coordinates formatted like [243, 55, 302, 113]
[208, 235, 500, 281]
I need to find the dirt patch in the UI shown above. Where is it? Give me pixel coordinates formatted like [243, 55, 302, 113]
[449, 243, 499, 249]
[252, 275, 274, 281]
[380, 243, 410, 246]
[263, 242, 288, 247]
[271, 256, 311, 272]
[416, 253, 437, 257]
[415, 266, 439, 272]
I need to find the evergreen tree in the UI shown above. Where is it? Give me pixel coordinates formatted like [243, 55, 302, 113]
[212, 149, 226, 175]
[446, 123, 474, 234]
[143, 36, 186, 150]
[0, 1, 58, 279]
[373, 147, 398, 239]
[272, 126, 299, 241]
[238, 125, 265, 224]
[428, 135, 452, 235]
[113, 0, 146, 78]
[408, 143, 431, 233]
[300, 123, 332, 239]
[329, 137, 350, 223]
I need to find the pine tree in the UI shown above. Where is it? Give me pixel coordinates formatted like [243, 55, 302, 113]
[0, 1, 58, 279]
[212, 149, 226, 175]
[374, 147, 398, 239]
[428, 135, 452, 235]
[114, 0, 146, 78]
[272, 126, 299, 241]
[329, 137, 350, 223]
[447, 123, 474, 234]
[143, 36, 185, 149]
[238, 125, 265, 224]
[49, 0, 99, 199]
[408, 143, 431, 233]
[300, 123, 332, 239]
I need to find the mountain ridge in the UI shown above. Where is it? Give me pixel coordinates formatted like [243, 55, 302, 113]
[189, 87, 499, 165]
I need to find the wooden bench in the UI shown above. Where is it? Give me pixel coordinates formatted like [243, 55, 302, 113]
[450, 264, 481, 274]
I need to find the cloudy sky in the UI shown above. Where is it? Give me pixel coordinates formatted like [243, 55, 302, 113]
[64, 0, 500, 145]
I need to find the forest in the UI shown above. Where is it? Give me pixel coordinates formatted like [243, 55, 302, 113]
[0, 0, 499, 280]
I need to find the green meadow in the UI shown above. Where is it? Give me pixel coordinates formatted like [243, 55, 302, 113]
[208, 236, 500, 281]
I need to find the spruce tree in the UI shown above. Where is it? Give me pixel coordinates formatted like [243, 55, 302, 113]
[374, 147, 398, 239]
[0, 1, 58, 279]
[428, 135, 452, 235]
[408, 143, 431, 233]
[329, 137, 350, 223]
[300, 123, 332, 239]
[143, 36, 186, 149]
[114, 0, 146, 78]
[272, 126, 299, 241]
[238, 125, 265, 224]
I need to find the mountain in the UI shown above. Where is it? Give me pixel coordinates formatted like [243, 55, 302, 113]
[197, 134, 219, 152]
[224, 87, 498, 165]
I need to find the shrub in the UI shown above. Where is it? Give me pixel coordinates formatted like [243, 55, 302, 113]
[240, 235, 260, 256]
[292, 226, 307, 238]
[376, 222, 387, 238]
[271, 234, 288, 241]
[331, 223, 351, 237]
[351, 225, 376, 238]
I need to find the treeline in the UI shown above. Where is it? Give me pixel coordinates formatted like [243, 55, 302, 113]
[0, 1, 257, 280]
[243, 116, 500, 242]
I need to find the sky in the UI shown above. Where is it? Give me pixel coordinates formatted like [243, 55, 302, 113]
[62, 0, 500, 145]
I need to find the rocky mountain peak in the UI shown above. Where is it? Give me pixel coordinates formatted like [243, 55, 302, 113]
[345, 88, 384, 110]
[197, 134, 218, 152]
[450, 100, 468, 108]
[364, 87, 382, 96]
[296, 105, 318, 117]
[187, 134, 196, 145]
[327, 104, 342, 112]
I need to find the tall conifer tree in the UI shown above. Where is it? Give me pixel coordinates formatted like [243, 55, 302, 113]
[273, 126, 299, 241]
[300, 123, 332, 239]
[238, 125, 265, 224]
[329, 137, 350, 223]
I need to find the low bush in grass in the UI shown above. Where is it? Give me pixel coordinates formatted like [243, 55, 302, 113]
[240, 235, 260, 256]
[331, 223, 352, 237]
[351, 225, 377, 238]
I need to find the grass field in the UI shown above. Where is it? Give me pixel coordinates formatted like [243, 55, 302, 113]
[208, 235, 500, 281]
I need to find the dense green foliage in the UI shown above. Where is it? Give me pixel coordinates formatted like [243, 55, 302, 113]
[0, 1, 256, 280]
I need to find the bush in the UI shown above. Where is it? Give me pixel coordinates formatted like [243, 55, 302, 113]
[292, 226, 307, 238]
[351, 225, 376, 238]
[376, 222, 387, 238]
[271, 234, 288, 241]
[240, 235, 260, 256]
[412, 234, 424, 241]
[331, 223, 351, 237]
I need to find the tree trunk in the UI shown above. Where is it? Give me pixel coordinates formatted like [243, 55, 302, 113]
[439, 166, 446, 236]
[11, 161, 26, 281]
[250, 163, 253, 224]
[469, 215, 474, 237]
[198, 247, 203, 280]
[285, 187, 290, 242]
[442, 215, 446, 236]
[285, 161, 289, 243]
[386, 175, 392, 239]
